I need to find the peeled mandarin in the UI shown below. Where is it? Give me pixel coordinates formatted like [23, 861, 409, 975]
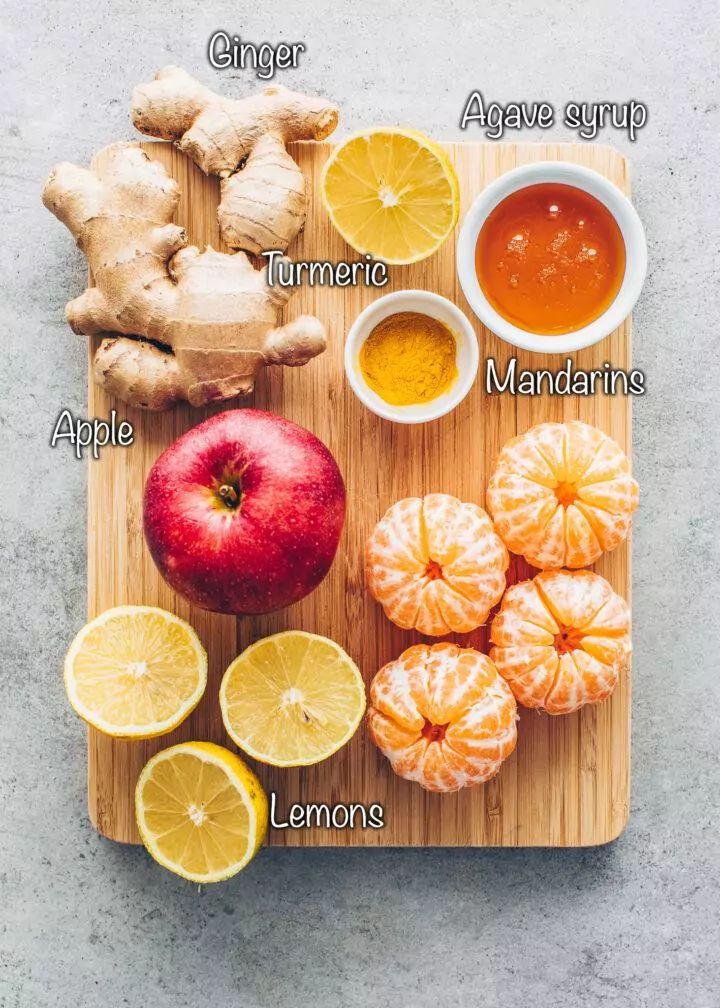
[367, 642, 518, 792]
[487, 420, 639, 569]
[489, 569, 631, 715]
[365, 493, 508, 636]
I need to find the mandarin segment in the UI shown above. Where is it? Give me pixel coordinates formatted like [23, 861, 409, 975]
[490, 644, 560, 710]
[365, 493, 508, 636]
[490, 570, 631, 715]
[536, 568, 613, 628]
[487, 421, 639, 569]
[490, 579, 558, 646]
[367, 643, 518, 792]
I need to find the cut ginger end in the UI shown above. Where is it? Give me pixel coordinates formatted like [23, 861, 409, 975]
[489, 569, 631, 716]
[367, 642, 518, 792]
[487, 420, 639, 570]
[365, 493, 509, 637]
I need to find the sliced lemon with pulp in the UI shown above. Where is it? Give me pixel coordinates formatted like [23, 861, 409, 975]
[321, 127, 460, 265]
[135, 741, 268, 883]
[64, 605, 207, 738]
[220, 631, 366, 767]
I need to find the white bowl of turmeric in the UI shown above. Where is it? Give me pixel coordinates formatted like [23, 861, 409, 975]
[344, 290, 479, 424]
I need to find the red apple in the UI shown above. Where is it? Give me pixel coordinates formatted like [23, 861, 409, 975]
[143, 409, 346, 614]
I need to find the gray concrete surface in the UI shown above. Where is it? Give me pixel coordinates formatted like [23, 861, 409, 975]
[2, 1, 719, 1005]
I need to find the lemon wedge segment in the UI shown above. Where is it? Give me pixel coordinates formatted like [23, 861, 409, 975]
[64, 605, 207, 739]
[135, 741, 268, 883]
[220, 631, 366, 767]
[321, 127, 460, 265]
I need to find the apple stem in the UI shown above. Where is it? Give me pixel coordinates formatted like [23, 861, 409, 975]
[218, 483, 239, 508]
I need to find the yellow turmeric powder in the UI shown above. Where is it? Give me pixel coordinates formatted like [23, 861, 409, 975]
[359, 312, 458, 406]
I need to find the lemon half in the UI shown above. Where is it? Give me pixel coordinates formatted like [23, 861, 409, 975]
[220, 631, 366, 767]
[321, 127, 460, 265]
[135, 741, 268, 883]
[64, 605, 207, 739]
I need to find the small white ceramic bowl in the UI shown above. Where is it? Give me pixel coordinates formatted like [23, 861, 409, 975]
[344, 290, 479, 424]
[456, 161, 647, 354]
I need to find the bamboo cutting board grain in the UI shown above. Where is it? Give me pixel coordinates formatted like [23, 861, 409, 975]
[87, 140, 632, 846]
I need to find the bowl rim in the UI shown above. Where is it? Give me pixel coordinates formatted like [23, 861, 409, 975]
[456, 160, 647, 354]
[343, 289, 479, 425]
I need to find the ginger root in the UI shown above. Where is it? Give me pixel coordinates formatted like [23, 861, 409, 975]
[42, 143, 326, 410]
[131, 66, 339, 254]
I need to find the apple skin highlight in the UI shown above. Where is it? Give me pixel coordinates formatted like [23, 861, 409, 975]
[143, 409, 346, 615]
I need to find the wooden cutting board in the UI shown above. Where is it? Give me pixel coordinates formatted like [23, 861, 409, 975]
[86, 140, 632, 846]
